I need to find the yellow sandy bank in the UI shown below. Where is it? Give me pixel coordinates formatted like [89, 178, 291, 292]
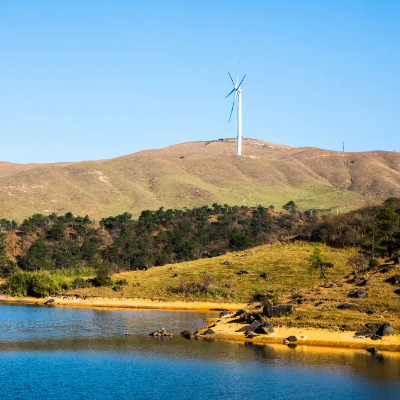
[0, 295, 246, 312]
[203, 316, 400, 352]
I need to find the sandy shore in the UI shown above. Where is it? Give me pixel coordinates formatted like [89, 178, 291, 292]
[204, 315, 400, 352]
[2, 294, 400, 352]
[0, 295, 246, 312]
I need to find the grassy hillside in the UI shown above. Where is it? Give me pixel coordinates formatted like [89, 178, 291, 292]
[66, 241, 400, 330]
[1, 138, 399, 220]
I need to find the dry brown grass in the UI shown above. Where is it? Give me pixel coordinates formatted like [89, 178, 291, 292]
[0, 139, 398, 220]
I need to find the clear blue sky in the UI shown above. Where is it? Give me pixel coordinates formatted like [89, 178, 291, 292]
[1, 0, 399, 163]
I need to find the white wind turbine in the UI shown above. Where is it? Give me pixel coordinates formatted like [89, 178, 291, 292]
[226, 63, 246, 156]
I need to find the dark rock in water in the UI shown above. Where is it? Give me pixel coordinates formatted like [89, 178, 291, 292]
[260, 272, 268, 279]
[348, 289, 367, 298]
[222, 261, 231, 265]
[113, 285, 122, 292]
[180, 330, 193, 339]
[219, 309, 230, 318]
[365, 323, 379, 331]
[285, 335, 298, 342]
[386, 275, 400, 285]
[263, 304, 295, 318]
[288, 343, 298, 349]
[355, 330, 374, 337]
[367, 347, 378, 355]
[376, 323, 394, 336]
[245, 331, 259, 339]
[366, 310, 377, 315]
[204, 328, 215, 335]
[238, 320, 262, 332]
[337, 303, 358, 310]
[314, 301, 323, 307]
[149, 328, 173, 337]
[371, 334, 382, 341]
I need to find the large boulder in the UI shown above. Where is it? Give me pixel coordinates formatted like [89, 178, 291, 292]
[285, 335, 298, 342]
[149, 328, 173, 337]
[237, 320, 262, 332]
[365, 323, 379, 331]
[254, 321, 274, 335]
[263, 304, 295, 318]
[203, 328, 215, 335]
[376, 323, 394, 336]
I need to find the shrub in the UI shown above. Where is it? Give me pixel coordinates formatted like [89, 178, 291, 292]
[1, 271, 71, 297]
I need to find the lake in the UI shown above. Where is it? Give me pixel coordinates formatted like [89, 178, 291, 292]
[0, 303, 400, 400]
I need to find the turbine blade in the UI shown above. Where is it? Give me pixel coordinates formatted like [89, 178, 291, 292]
[225, 88, 236, 98]
[228, 72, 235, 87]
[228, 92, 237, 122]
[237, 74, 246, 89]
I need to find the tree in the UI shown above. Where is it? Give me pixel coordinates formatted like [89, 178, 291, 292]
[347, 254, 368, 276]
[283, 201, 298, 214]
[19, 237, 52, 272]
[0, 233, 17, 277]
[307, 247, 333, 281]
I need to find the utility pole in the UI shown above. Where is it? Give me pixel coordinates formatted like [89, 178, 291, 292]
[342, 140, 345, 152]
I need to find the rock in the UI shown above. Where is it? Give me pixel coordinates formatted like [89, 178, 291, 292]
[44, 298, 55, 305]
[241, 254, 248, 257]
[254, 313, 264, 322]
[172, 273, 179, 278]
[329, 283, 337, 288]
[149, 328, 173, 337]
[288, 343, 298, 349]
[367, 347, 378, 355]
[222, 261, 231, 265]
[376, 323, 394, 336]
[362, 279, 372, 286]
[371, 334, 382, 341]
[366, 310, 377, 315]
[263, 304, 295, 318]
[260, 272, 268, 279]
[314, 301, 323, 307]
[337, 303, 358, 310]
[365, 323, 379, 331]
[203, 328, 215, 335]
[113, 285, 122, 292]
[219, 309, 230, 318]
[282, 339, 289, 345]
[254, 321, 274, 335]
[386, 275, 400, 285]
[142, 265, 148, 271]
[180, 330, 195, 339]
[394, 289, 400, 295]
[238, 320, 262, 332]
[355, 330, 374, 337]
[348, 289, 367, 298]
[245, 331, 259, 339]
[285, 335, 298, 342]
[238, 269, 249, 275]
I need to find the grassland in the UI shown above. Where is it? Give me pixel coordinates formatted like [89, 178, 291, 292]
[64, 241, 400, 331]
[1, 139, 399, 220]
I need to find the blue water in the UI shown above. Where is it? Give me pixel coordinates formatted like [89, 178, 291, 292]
[0, 304, 399, 400]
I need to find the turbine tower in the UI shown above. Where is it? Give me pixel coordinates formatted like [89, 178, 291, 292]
[226, 63, 246, 156]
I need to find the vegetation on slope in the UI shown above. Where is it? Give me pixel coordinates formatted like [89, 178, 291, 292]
[1, 139, 400, 220]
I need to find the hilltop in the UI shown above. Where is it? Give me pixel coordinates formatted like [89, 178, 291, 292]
[1, 138, 400, 220]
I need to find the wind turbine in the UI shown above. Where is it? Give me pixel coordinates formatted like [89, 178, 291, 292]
[226, 63, 246, 156]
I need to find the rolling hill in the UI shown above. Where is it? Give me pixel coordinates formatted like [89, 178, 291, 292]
[1, 138, 400, 220]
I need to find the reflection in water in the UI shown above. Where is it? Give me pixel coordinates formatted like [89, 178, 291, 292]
[0, 304, 400, 400]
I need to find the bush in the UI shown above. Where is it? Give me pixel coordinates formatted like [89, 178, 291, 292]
[1, 271, 71, 297]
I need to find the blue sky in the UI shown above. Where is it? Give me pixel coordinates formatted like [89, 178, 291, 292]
[1, 0, 399, 163]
